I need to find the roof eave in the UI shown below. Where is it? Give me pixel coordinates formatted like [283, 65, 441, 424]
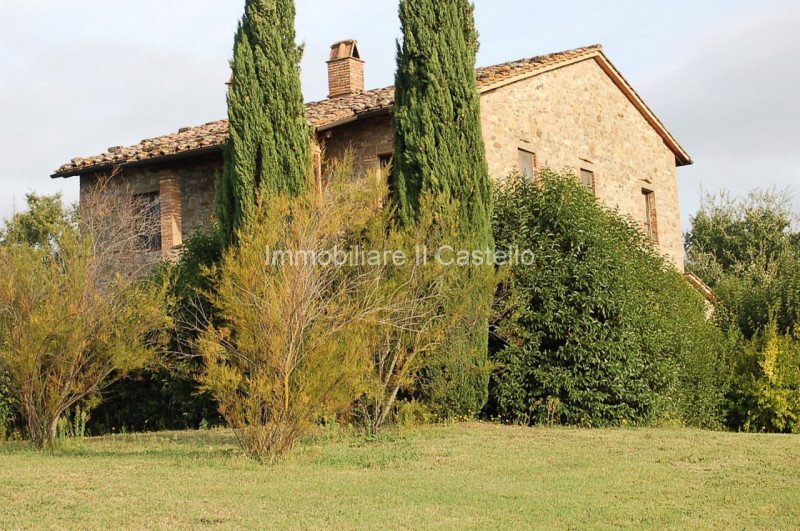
[315, 107, 392, 133]
[52, 111, 394, 178]
[684, 272, 716, 304]
[51, 144, 225, 179]
[591, 52, 693, 167]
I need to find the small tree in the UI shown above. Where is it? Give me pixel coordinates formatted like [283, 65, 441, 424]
[0, 184, 171, 447]
[199, 171, 393, 458]
[0, 193, 71, 248]
[686, 189, 799, 338]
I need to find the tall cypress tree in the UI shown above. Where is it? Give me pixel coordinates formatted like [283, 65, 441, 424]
[216, 0, 311, 245]
[393, 0, 493, 416]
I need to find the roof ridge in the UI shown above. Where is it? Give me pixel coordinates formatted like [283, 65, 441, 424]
[475, 44, 601, 70]
[303, 44, 604, 107]
[53, 44, 690, 177]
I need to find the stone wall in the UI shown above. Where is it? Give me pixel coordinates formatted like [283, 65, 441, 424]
[178, 161, 219, 238]
[80, 159, 220, 257]
[78, 57, 685, 269]
[479, 58, 685, 269]
[320, 58, 686, 269]
[320, 114, 395, 178]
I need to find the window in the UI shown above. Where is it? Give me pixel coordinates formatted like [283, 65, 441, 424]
[580, 169, 595, 193]
[517, 149, 535, 179]
[132, 191, 162, 252]
[641, 189, 658, 243]
[378, 153, 394, 171]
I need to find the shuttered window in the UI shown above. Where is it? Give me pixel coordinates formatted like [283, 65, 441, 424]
[580, 169, 595, 194]
[642, 189, 658, 243]
[518, 149, 535, 179]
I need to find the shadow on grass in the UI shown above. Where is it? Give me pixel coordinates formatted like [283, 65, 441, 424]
[0, 429, 242, 460]
[0, 426, 425, 466]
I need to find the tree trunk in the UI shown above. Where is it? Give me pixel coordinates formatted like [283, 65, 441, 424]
[374, 386, 401, 436]
[27, 413, 59, 449]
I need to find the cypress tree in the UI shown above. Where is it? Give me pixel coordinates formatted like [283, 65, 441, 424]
[393, 0, 493, 416]
[216, 0, 311, 245]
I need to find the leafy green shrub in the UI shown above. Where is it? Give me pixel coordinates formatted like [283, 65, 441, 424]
[87, 229, 224, 435]
[686, 189, 800, 338]
[639, 268, 730, 428]
[0, 369, 16, 440]
[489, 170, 727, 428]
[727, 320, 800, 433]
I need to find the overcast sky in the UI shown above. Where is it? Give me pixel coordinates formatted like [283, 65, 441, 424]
[1, 0, 798, 228]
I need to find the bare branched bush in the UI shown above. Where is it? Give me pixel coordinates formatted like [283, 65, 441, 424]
[356, 262, 443, 434]
[78, 172, 164, 281]
[197, 166, 393, 458]
[0, 172, 171, 447]
[364, 186, 497, 433]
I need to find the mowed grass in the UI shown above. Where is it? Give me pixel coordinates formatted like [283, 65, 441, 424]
[1, 423, 798, 529]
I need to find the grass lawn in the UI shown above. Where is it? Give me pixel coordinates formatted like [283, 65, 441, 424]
[1, 422, 798, 529]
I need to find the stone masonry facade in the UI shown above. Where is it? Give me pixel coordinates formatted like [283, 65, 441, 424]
[318, 60, 685, 269]
[80, 160, 218, 258]
[320, 114, 395, 177]
[478, 59, 684, 269]
[67, 46, 688, 270]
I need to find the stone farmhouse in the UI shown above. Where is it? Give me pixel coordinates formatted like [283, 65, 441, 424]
[53, 41, 692, 270]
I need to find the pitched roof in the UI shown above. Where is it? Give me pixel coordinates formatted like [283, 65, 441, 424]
[52, 45, 690, 178]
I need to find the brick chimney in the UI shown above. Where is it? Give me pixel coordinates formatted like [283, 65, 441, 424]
[327, 40, 364, 98]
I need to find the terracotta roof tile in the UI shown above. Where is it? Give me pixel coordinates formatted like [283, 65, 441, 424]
[53, 45, 603, 177]
[475, 45, 601, 87]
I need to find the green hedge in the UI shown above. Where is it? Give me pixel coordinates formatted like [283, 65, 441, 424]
[0, 369, 15, 439]
[87, 230, 224, 435]
[489, 170, 727, 428]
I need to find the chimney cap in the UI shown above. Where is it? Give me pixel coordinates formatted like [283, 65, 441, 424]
[328, 39, 362, 62]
